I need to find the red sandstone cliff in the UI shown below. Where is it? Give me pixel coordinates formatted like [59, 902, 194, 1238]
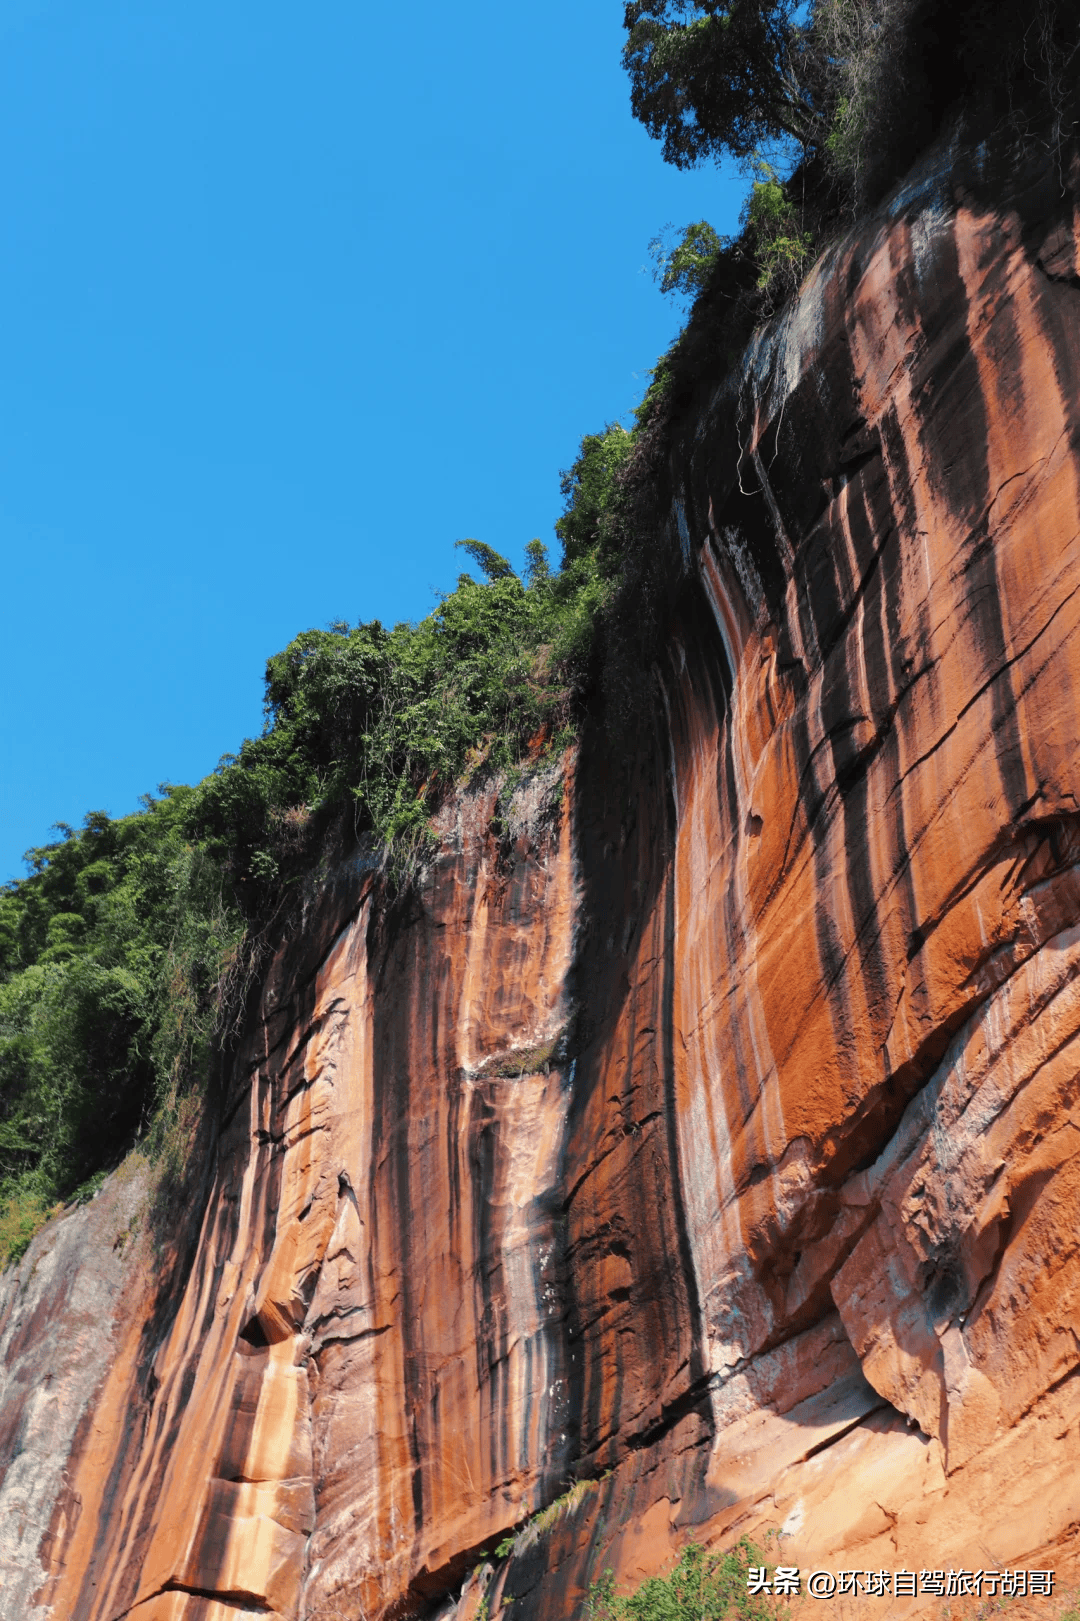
[3, 133, 1080, 1620]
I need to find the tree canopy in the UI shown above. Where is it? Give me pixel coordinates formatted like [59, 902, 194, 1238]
[622, 0, 812, 168]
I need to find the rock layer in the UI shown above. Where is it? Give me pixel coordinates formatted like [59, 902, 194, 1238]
[5, 135, 1080, 1619]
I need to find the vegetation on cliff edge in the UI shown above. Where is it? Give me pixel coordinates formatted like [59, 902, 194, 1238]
[0, 531, 614, 1262]
[632, 0, 1080, 349]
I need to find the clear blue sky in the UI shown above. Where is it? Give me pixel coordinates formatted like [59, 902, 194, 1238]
[1, 0, 744, 883]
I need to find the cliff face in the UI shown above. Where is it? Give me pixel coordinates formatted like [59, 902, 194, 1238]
[5, 135, 1080, 1620]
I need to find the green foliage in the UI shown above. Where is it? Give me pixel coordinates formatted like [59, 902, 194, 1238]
[0, 1188, 60, 1267]
[0, 792, 248, 1264]
[623, 1, 812, 168]
[524, 538, 551, 587]
[586, 1538, 779, 1621]
[622, 0, 887, 310]
[187, 551, 600, 890]
[650, 221, 725, 303]
[623, 3, 837, 325]
[626, 0, 1080, 248]
[649, 174, 813, 323]
[556, 424, 635, 568]
[621, 0, 914, 188]
[488, 1473, 615, 1573]
[455, 539, 517, 581]
[742, 160, 814, 292]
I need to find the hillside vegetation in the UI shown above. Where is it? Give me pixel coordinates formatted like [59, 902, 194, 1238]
[2, 0, 1076, 1264]
[0, 529, 622, 1260]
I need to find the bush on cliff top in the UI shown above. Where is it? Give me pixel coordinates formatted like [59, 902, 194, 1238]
[0, 531, 611, 1263]
[183, 535, 603, 905]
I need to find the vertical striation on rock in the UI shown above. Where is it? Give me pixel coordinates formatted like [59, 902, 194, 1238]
[35, 767, 580, 1621]
[5, 135, 1080, 1619]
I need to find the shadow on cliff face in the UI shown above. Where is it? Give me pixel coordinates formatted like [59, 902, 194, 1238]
[468, 147, 1080, 1621]
[551, 579, 737, 1481]
[531, 126, 1080, 1618]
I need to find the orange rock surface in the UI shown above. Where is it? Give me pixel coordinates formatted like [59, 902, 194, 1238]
[4, 135, 1080, 1619]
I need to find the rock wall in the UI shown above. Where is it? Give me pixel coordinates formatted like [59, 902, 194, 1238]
[5, 133, 1080, 1619]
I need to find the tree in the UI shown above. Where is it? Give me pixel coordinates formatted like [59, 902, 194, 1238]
[623, 0, 813, 168]
[555, 425, 634, 566]
[650, 220, 725, 302]
[454, 539, 516, 582]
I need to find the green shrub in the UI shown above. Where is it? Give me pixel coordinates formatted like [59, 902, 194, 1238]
[556, 425, 636, 568]
[184, 541, 602, 893]
[0, 1188, 60, 1267]
[650, 221, 726, 305]
[586, 1538, 780, 1621]
[742, 160, 814, 297]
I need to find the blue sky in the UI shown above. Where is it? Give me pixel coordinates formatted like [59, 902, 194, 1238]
[1, 0, 744, 883]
